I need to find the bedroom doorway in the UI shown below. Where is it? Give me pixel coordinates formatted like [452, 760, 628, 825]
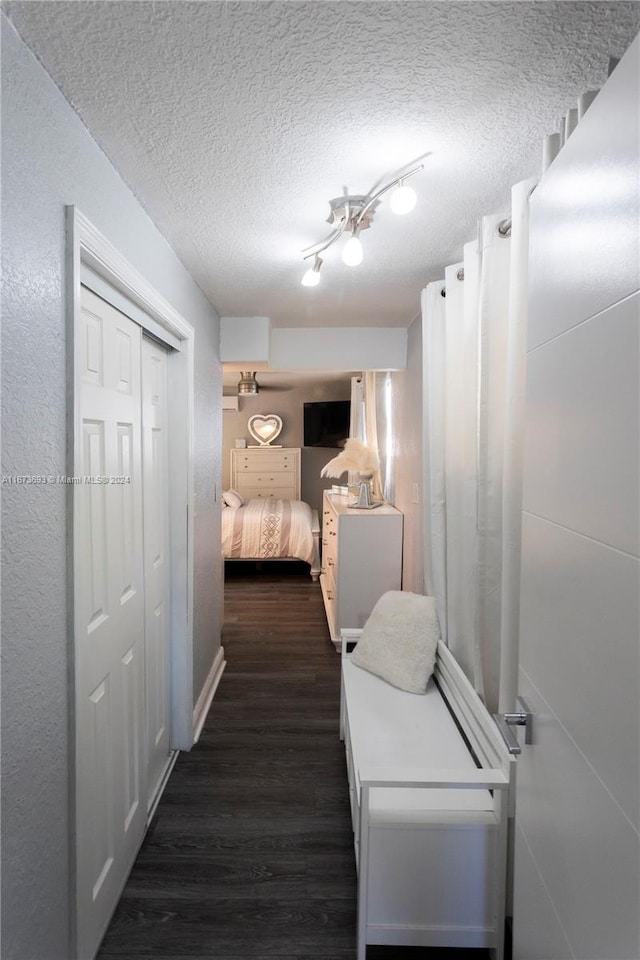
[220, 367, 355, 525]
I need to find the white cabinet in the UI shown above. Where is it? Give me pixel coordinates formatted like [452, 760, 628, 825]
[320, 491, 403, 647]
[230, 446, 300, 500]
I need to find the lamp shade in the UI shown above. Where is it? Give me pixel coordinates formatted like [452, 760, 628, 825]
[301, 266, 320, 286]
[389, 183, 417, 215]
[342, 234, 363, 266]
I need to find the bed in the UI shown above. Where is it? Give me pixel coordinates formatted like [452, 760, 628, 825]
[222, 496, 321, 580]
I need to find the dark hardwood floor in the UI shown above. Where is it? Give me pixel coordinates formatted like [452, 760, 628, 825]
[98, 562, 491, 960]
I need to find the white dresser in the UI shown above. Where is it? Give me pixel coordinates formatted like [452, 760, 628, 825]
[320, 490, 403, 648]
[230, 446, 301, 500]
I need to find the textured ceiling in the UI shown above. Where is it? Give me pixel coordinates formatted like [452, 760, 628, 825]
[4, 1, 640, 328]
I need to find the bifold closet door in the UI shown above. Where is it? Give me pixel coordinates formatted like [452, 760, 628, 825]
[76, 286, 146, 959]
[141, 336, 171, 808]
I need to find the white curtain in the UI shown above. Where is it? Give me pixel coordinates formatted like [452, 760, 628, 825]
[422, 178, 536, 712]
[349, 375, 365, 440]
[498, 179, 536, 712]
[422, 281, 447, 640]
[349, 372, 385, 501]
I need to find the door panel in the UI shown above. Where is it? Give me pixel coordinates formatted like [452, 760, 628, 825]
[514, 38, 640, 960]
[76, 287, 146, 959]
[142, 337, 171, 809]
[515, 667, 639, 960]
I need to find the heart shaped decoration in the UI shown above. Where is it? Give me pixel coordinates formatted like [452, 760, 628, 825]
[248, 414, 283, 446]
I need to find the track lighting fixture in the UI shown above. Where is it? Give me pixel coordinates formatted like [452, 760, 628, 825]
[301, 161, 424, 286]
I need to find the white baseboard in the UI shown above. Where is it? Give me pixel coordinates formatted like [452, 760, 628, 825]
[192, 646, 226, 744]
[146, 750, 179, 825]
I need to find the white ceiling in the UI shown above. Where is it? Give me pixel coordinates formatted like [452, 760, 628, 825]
[5, 1, 639, 330]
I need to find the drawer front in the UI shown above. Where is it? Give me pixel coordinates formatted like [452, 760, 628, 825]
[320, 572, 338, 636]
[322, 531, 338, 576]
[239, 485, 297, 500]
[240, 470, 293, 486]
[235, 452, 296, 472]
[321, 497, 337, 576]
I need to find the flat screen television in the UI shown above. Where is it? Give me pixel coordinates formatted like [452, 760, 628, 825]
[303, 400, 350, 448]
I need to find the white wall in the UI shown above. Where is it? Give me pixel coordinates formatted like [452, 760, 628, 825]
[387, 315, 424, 592]
[270, 326, 407, 370]
[1, 18, 222, 960]
[514, 37, 639, 958]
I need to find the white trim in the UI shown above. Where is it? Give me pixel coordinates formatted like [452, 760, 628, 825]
[67, 206, 196, 956]
[67, 206, 195, 751]
[192, 646, 226, 744]
[146, 750, 179, 825]
[81, 263, 182, 351]
[72, 208, 193, 340]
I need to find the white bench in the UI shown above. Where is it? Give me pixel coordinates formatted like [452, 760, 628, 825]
[340, 630, 515, 960]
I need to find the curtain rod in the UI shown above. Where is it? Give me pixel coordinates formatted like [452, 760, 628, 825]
[441, 217, 513, 294]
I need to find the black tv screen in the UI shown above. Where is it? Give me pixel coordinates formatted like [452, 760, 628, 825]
[304, 400, 350, 448]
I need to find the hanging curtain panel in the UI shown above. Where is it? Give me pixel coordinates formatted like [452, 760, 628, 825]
[476, 213, 513, 712]
[443, 249, 481, 693]
[421, 281, 447, 640]
[349, 375, 365, 440]
[421, 180, 533, 713]
[374, 371, 394, 504]
[498, 177, 537, 713]
[363, 370, 384, 502]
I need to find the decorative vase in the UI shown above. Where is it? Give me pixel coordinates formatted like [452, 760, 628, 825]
[348, 473, 374, 508]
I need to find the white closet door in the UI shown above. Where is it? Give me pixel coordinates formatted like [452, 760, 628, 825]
[141, 336, 171, 808]
[76, 286, 146, 958]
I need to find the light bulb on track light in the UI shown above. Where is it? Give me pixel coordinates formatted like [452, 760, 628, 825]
[389, 182, 417, 215]
[301, 255, 322, 287]
[342, 232, 363, 266]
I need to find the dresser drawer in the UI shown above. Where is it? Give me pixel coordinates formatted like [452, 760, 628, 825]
[235, 453, 295, 472]
[239, 485, 297, 500]
[239, 470, 292, 486]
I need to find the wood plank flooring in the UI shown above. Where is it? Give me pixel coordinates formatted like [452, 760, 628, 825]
[98, 562, 491, 960]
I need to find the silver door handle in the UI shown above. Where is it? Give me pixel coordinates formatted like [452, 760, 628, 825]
[493, 697, 533, 754]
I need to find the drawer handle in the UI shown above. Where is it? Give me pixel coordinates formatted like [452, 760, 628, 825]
[327, 591, 333, 600]
[327, 558, 334, 566]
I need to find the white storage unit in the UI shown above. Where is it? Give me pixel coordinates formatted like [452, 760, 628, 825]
[340, 633, 515, 959]
[320, 491, 403, 648]
[230, 446, 300, 500]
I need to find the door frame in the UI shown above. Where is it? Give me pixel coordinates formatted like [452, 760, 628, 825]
[66, 206, 195, 955]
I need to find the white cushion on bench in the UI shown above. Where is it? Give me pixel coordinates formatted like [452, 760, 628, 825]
[350, 591, 439, 694]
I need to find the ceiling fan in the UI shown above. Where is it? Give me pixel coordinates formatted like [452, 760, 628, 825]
[236, 371, 294, 395]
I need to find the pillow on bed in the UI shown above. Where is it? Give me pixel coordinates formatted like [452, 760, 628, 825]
[350, 591, 440, 695]
[223, 488, 244, 509]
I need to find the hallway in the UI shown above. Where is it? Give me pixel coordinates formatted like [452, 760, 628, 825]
[98, 563, 491, 959]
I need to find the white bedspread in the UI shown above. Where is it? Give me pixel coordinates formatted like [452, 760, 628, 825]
[222, 498, 315, 565]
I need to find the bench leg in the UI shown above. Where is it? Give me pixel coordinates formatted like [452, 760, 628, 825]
[357, 787, 370, 960]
